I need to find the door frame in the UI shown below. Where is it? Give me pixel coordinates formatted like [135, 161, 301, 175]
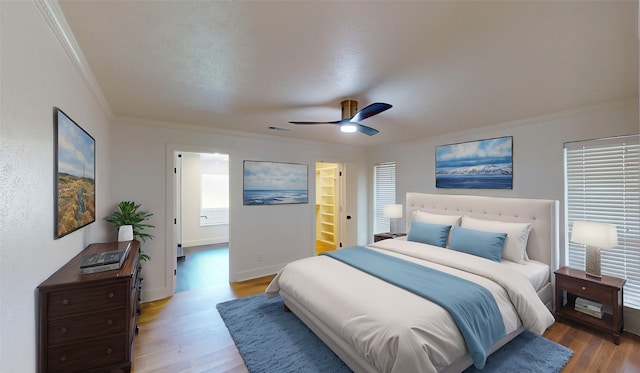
[314, 161, 347, 251]
[165, 143, 230, 294]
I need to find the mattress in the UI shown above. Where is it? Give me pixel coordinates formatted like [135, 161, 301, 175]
[502, 259, 550, 292]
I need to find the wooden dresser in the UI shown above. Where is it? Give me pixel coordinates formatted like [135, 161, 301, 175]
[37, 240, 141, 373]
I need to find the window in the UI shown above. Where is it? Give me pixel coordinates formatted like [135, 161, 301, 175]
[373, 162, 396, 234]
[200, 153, 229, 226]
[565, 135, 640, 309]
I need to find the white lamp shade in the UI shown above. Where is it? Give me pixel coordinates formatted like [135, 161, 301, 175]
[383, 204, 403, 219]
[571, 221, 618, 249]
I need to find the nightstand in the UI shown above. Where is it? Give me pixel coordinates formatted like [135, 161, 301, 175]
[373, 232, 406, 242]
[554, 266, 625, 344]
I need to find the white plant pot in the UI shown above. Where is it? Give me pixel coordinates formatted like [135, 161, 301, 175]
[118, 225, 134, 242]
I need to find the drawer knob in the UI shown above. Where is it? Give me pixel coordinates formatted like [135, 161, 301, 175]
[62, 299, 69, 305]
[106, 348, 113, 354]
[108, 292, 115, 299]
[581, 286, 586, 291]
[60, 355, 67, 362]
[107, 319, 113, 326]
[60, 326, 68, 334]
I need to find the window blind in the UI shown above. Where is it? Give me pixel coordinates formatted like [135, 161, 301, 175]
[565, 135, 640, 309]
[373, 162, 396, 234]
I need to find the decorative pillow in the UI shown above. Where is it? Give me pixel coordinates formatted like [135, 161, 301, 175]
[449, 226, 507, 262]
[407, 221, 452, 248]
[461, 216, 532, 264]
[412, 211, 462, 246]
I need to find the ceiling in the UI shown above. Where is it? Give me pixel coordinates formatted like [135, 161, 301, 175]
[58, 1, 638, 147]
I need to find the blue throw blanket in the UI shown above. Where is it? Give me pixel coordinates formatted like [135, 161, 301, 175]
[323, 246, 506, 369]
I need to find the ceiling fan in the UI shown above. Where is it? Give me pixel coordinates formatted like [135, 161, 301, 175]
[289, 100, 392, 136]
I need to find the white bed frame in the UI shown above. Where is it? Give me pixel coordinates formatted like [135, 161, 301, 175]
[282, 193, 559, 373]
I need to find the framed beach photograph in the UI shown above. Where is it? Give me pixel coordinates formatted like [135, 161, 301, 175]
[55, 107, 96, 238]
[243, 160, 308, 205]
[435, 136, 513, 189]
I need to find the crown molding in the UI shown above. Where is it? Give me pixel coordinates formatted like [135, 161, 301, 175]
[34, 0, 113, 118]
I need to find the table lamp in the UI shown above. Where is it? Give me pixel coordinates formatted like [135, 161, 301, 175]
[383, 204, 403, 235]
[571, 221, 618, 278]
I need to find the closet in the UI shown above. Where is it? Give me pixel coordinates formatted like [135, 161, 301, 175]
[315, 163, 338, 254]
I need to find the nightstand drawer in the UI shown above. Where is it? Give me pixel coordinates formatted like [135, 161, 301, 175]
[558, 277, 612, 303]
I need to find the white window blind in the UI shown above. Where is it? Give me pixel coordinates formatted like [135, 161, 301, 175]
[565, 135, 640, 309]
[374, 162, 396, 234]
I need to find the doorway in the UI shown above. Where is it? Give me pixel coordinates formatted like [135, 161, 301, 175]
[175, 151, 229, 292]
[315, 162, 341, 255]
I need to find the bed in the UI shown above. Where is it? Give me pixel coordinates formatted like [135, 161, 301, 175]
[266, 193, 559, 373]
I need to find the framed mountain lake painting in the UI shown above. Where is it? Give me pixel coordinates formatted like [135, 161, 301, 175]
[435, 136, 513, 189]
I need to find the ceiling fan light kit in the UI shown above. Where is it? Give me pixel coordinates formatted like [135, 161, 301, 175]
[290, 100, 392, 136]
[340, 123, 358, 133]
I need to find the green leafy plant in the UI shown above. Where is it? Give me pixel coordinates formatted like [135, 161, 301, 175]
[104, 201, 155, 261]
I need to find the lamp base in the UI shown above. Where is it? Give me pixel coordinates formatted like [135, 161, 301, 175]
[585, 245, 602, 278]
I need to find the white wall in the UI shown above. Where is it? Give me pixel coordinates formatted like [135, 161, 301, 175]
[0, 2, 114, 371]
[368, 100, 638, 261]
[110, 118, 367, 301]
[180, 152, 229, 247]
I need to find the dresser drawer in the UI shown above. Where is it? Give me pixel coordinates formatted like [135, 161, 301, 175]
[558, 276, 612, 303]
[47, 309, 126, 345]
[47, 284, 127, 317]
[46, 335, 126, 372]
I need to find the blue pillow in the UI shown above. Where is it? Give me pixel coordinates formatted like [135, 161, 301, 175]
[407, 221, 451, 248]
[449, 226, 507, 262]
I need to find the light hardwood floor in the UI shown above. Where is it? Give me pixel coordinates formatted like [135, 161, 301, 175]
[134, 276, 640, 373]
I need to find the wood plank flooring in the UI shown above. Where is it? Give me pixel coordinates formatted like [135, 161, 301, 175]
[134, 248, 640, 372]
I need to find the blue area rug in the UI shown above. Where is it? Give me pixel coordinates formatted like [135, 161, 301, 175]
[217, 294, 573, 373]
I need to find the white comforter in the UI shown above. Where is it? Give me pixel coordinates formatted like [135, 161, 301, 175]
[265, 239, 555, 373]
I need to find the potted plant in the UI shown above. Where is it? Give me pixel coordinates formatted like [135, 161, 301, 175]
[104, 201, 155, 261]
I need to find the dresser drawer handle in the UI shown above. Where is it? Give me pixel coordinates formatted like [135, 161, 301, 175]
[107, 319, 113, 326]
[108, 292, 115, 299]
[62, 299, 69, 305]
[60, 326, 68, 334]
[60, 355, 67, 362]
[581, 286, 586, 291]
[106, 348, 113, 354]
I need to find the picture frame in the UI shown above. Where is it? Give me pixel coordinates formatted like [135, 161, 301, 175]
[243, 160, 308, 205]
[55, 107, 96, 238]
[435, 136, 513, 189]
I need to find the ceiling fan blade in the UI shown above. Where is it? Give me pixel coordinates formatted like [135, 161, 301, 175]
[350, 102, 392, 122]
[356, 123, 379, 136]
[289, 120, 341, 125]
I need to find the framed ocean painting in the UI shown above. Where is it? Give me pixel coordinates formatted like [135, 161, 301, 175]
[243, 160, 308, 205]
[435, 136, 513, 189]
[55, 107, 96, 238]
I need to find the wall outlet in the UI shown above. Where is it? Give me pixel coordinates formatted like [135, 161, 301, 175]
[258, 253, 264, 262]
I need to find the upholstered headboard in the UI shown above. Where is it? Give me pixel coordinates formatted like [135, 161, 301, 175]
[405, 193, 559, 271]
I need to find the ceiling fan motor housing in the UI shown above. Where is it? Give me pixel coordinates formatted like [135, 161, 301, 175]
[341, 100, 358, 120]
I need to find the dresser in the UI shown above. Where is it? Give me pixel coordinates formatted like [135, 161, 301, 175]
[37, 240, 141, 373]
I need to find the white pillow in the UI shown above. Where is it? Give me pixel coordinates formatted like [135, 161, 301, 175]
[413, 211, 462, 226]
[461, 216, 532, 264]
[412, 211, 462, 246]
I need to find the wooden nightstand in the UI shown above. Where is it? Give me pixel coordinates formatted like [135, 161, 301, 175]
[373, 232, 406, 242]
[554, 266, 625, 344]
